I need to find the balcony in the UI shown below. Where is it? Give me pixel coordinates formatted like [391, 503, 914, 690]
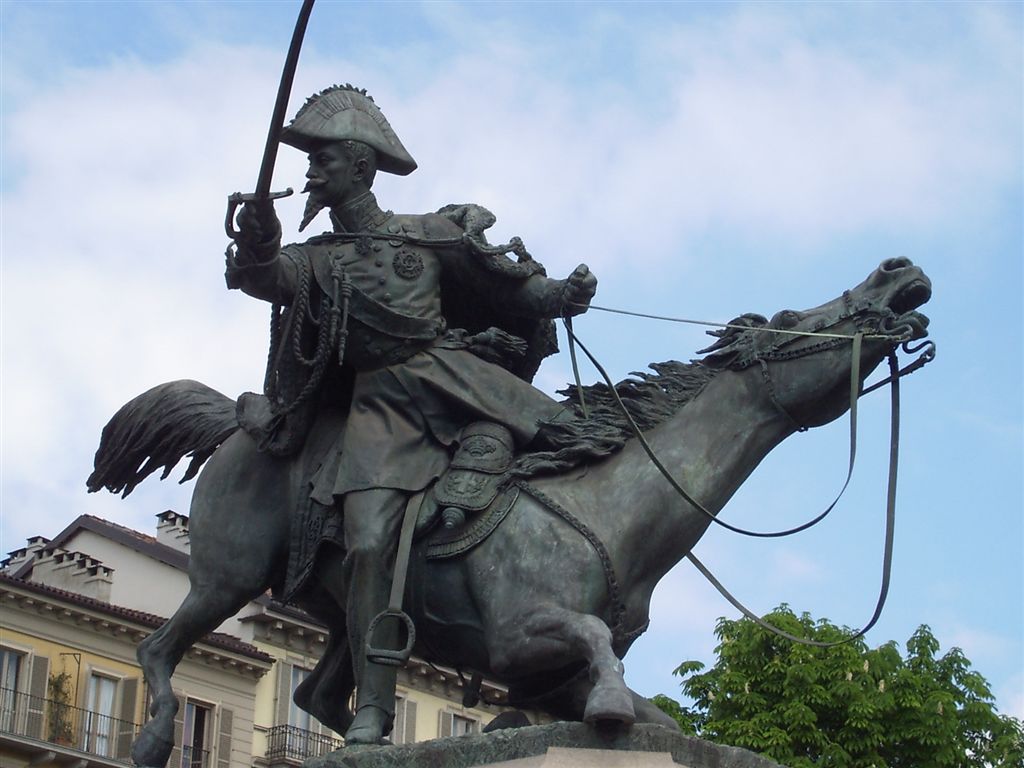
[265, 724, 342, 764]
[182, 743, 212, 768]
[0, 686, 140, 765]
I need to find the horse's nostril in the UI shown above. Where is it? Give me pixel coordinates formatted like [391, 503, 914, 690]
[881, 257, 912, 272]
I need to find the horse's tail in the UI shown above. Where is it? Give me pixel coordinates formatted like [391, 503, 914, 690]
[87, 379, 240, 498]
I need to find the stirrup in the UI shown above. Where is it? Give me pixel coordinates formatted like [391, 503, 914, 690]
[365, 608, 416, 667]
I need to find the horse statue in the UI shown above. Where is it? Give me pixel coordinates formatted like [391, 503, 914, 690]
[89, 258, 931, 766]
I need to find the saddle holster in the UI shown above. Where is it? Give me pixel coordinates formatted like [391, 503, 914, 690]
[431, 422, 514, 530]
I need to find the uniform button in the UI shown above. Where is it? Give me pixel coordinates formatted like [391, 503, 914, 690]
[373, 244, 382, 252]
[383, 293, 392, 303]
[375, 260, 383, 267]
[378, 277, 386, 285]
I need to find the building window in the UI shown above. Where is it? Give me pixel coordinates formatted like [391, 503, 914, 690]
[288, 666, 311, 731]
[287, 666, 313, 753]
[83, 673, 118, 756]
[451, 714, 477, 736]
[182, 700, 212, 768]
[391, 695, 417, 745]
[0, 648, 24, 731]
[439, 710, 478, 738]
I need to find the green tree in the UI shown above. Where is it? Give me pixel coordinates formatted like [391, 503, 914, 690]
[656, 606, 1023, 767]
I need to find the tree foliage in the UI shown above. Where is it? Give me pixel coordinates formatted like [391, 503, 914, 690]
[656, 606, 1023, 767]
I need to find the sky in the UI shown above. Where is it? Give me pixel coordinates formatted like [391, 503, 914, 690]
[2, 0, 1021, 722]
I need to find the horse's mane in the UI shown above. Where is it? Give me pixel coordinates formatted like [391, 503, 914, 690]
[513, 359, 718, 477]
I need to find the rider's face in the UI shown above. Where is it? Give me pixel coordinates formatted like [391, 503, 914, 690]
[304, 142, 359, 208]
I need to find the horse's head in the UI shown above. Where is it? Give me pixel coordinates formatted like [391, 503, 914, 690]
[701, 257, 932, 429]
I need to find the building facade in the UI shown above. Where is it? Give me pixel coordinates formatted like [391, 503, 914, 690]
[0, 568, 272, 768]
[2, 512, 541, 768]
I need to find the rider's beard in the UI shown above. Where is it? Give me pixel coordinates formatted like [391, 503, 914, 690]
[298, 194, 325, 233]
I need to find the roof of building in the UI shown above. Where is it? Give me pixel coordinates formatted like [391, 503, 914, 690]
[7, 512, 323, 626]
[0, 570, 273, 663]
[9, 513, 189, 579]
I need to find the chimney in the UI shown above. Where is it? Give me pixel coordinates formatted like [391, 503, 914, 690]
[155, 511, 190, 553]
[32, 548, 114, 602]
[2, 535, 51, 574]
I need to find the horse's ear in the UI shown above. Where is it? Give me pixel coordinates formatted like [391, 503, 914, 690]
[697, 313, 767, 369]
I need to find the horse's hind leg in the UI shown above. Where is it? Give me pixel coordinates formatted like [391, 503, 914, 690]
[529, 678, 679, 731]
[133, 579, 264, 767]
[488, 606, 635, 725]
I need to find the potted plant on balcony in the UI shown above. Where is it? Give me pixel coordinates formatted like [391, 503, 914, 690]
[47, 671, 74, 746]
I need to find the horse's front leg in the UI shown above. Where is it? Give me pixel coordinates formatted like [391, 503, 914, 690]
[135, 432, 292, 767]
[486, 605, 635, 725]
[134, 582, 265, 767]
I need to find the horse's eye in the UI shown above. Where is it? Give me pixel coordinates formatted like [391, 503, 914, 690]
[773, 310, 800, 328]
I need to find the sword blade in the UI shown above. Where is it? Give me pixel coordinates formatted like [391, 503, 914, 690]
[254, 0, 316, 199]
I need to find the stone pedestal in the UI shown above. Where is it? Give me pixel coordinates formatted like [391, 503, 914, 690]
[303, 723, 787, 768]
[483, 746, 677, 767]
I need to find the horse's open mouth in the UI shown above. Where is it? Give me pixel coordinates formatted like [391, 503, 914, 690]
[891, 278, 932, 315]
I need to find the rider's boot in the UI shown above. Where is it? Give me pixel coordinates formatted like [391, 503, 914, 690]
[345, 657, 398, 744]
[341, 488, 404, 745]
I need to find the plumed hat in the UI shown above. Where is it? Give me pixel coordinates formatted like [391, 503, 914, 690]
[281, 85, 417, 176]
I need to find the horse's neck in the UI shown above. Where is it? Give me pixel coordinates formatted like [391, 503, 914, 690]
[565, 367, 793, 584]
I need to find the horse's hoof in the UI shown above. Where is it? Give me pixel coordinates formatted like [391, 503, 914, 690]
[131, 730, 175, 768]
[483, 711, 532, 732]
[583, 685, 636, 726]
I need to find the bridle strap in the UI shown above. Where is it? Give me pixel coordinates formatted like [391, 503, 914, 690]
[685, 350, 900, 646]
[563, 319, 904, 647]
[861, 339, 935, 396]
[684, 354, 901, 651]
[563, 324, 864, 539]
[564, 314, 590, 420]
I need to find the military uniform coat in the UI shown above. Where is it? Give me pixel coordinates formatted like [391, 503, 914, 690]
[226, 208, 570, 503]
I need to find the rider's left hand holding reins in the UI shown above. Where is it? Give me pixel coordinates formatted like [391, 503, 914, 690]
[562, 264, 597, 316]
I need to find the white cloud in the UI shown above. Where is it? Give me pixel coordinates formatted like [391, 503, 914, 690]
[997, 673, 1024, 721]
[770, 548, 824, 581]
[945, 625, 1016, 666]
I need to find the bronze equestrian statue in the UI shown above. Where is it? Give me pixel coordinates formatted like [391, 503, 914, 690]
[88, 86, 932, 766]
[225, 84, 596, 744]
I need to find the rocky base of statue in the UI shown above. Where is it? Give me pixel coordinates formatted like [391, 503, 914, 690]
[303, 722, 787, 768]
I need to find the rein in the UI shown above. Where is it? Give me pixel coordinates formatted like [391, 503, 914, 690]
[561, 310, 933, 647]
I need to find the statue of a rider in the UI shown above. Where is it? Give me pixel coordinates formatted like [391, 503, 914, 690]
[227, 85, 597, 744]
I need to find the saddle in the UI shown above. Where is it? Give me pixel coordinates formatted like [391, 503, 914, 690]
[280, 421, 518, 602]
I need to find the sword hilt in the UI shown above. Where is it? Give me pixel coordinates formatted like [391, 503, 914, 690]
[224, 188, 293, 240]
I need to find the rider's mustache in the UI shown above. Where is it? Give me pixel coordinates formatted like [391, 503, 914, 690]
[302, 177, 327, 194]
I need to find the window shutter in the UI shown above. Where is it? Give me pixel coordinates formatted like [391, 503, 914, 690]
[168, 693, 185, 768]
[275, 662, 291, 727]
[115, 677, 139, 760]
[216, 707, 233, 768]
[402, 699, 417, 744]
[392, 698, 406, 744]
[25, 655, 48, 739]
[439, 711, 454, 739]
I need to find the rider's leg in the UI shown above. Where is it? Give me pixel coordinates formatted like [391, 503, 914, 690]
[341, 487, 406, 744]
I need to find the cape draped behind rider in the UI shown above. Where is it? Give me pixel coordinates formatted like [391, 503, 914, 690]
[224, 84, 596, 745]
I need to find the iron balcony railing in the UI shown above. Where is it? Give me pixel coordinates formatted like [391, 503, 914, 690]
[181, 743, 212, 768]
[0, 686, 140, 762]
[265, 724, 342, 762]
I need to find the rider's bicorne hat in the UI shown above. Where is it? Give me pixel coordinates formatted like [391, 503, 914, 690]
[281, 85, 417, 176]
